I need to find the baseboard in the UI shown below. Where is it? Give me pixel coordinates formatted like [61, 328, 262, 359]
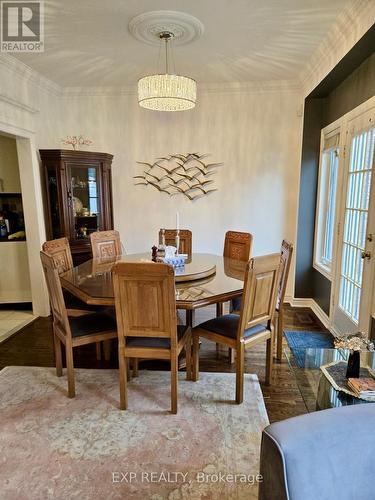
[285, 295, 331, 331]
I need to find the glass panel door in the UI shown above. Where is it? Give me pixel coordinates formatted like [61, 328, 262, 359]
[69, 165, 101, 240]
[333, 119, 375, 335]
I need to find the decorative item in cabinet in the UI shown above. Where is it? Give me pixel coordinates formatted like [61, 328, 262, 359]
[40, 149, 114, 265]
[0, 193, 26, 241]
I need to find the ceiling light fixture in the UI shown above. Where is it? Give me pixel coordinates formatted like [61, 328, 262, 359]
[138, 31, 196, 112]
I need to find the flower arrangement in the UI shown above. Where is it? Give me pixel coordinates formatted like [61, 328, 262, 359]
[61, 135, 93, 151]
[334, 332, 375, 352]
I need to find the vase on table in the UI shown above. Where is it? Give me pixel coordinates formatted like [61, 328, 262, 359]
[346, 350, 360, 378]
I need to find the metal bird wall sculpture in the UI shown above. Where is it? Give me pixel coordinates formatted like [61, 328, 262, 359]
[134, 153, 222, 201]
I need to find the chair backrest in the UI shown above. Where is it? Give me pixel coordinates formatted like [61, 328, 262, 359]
[42, 237, 73, 275]
[40, 251, 70, 337]
[223, 231, 253, 262]
[112, 262, 177, 346]
[159, 229, 192, 257]
[90, 230, 122, 259]
[237, 253, 281, 339]
[276, 240, 294, 311]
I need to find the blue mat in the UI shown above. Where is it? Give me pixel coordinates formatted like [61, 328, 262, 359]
[284, 330, 334, 367]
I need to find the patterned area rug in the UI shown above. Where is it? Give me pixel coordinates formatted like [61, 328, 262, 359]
[284, 330, 334, 367]
[0, 367, 268, 500]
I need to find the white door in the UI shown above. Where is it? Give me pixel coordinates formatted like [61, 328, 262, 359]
[332, 107, 375, 336]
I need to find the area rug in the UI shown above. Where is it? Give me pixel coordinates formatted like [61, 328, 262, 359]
[284, 330, 334, 367]
[0, 367, 268, 500]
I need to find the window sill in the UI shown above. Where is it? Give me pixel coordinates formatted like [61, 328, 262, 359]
[313, 261, 332, 281]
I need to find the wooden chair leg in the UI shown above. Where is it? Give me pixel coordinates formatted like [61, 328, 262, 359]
[216, 343, 220, 358]
[216, 302, 223, 354]
[192, 335, 200, 381]
[133, 358, 139, 377]
[235, 344, 244, 404]
[171, 352, 178, 414]
[65, 342, 75, 398]
[276, 310, 283, 362]
[95, 342, 102, 361]
[119, 347, 127, 410]
[265, 337, 273, 386]
[103, 339, 112, 361]
[54, 333, 63, 377]
[126, 358, 131, 381]
[186, 309, 195, 327]
[185, 334, 192, 381]
[229, 348, 235, 364]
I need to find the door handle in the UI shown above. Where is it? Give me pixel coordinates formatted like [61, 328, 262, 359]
[361, 251, 371, 260]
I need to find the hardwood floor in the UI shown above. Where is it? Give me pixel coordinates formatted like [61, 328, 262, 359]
[0, 304, 327, 423]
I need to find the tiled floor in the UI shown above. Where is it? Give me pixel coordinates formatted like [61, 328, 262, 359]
[0, 310, 36, 343]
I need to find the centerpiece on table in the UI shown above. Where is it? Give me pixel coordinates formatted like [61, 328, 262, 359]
[334, 333, 375, 378]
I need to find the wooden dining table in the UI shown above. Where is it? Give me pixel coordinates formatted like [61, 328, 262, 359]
[60, 252, 246, 326]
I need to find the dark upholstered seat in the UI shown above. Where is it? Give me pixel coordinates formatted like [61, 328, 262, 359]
[63, 290, 98, 312]
[231, 296, 280, 314]
[231, 296, 242, 312]
[69, 311, 117, 338]
[126, 325, 189, 348]
[198, 314, 267, 340]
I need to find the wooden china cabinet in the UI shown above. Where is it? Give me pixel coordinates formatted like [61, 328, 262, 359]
[40, 149, 114, 265]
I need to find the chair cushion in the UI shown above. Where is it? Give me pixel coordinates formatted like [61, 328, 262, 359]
[63, 290, 98, 312]
[198, 314, 267, 340]
[126, 325, 189, 348]
[69, 312, 117, 338]
[231, 296, 242, 312]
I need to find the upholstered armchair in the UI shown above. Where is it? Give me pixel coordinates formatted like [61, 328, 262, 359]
[258, 404, 375, 500]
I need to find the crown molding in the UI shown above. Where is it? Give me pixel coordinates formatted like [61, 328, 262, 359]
[0, 92, 39, 114]
[0, 54, 61, 96]
[300, 0, 375, 97]
[199, 80, 302, 95]
[61, 79, 301, 98]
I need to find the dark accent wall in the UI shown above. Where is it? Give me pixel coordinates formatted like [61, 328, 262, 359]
[371, 317, 375, 342]
[295, 25, 375, 317]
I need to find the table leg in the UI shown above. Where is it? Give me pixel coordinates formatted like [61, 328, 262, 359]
[103, 339, 112, 362]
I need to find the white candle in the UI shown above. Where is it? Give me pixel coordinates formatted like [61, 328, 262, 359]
[176, 211, 180, 231]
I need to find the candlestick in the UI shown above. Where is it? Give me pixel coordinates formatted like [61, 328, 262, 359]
[175, 229, 180, 256]
[176, 211, 179, 231]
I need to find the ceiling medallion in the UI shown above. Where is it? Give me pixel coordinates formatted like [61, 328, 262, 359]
[128, 10, 205, 46]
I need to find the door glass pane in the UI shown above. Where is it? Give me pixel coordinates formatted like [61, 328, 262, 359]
[70, 166, 100, 239]
[339, 128, 375, 323]
[322, 150, 339, 266]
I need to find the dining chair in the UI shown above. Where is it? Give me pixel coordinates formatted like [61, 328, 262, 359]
[42, 237, 97, 317]
[112, 261, 192, 414]
[231, 239, 294, 362]
[159, 229, 192, 258]
[216, 231, 253, 360]
[192, 253, 281, 403]
[40, 251, 117, 398]
[275, 240, 294, 361]
[90, 230, 122, 259]
[217, 230, 252, 315]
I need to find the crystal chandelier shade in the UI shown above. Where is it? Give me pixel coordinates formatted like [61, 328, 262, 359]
[138, 74, 196, 111]
[138, 32, 196, 112]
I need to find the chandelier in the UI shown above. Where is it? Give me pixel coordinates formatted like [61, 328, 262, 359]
[138, 32, 196, 112]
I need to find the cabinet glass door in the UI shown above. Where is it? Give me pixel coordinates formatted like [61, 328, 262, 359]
[69, 165, 101, 240]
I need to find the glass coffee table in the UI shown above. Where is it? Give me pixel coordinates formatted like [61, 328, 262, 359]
[285, 347, 375, 412]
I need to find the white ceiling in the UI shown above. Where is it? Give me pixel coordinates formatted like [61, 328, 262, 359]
[15, 0, 353, 87]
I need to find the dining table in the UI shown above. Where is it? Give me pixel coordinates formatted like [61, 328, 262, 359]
[60, 252, 247, 326]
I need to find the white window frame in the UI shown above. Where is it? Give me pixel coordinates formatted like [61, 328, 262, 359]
[314, 124, 342, 280]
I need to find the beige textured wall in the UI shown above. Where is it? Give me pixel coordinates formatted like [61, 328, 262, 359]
[56, 89, 303, 271]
